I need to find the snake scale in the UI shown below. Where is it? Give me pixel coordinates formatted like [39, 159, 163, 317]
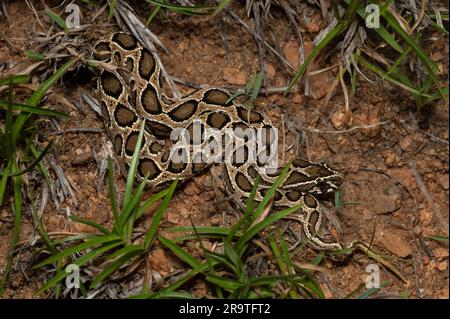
[93, 32, 345, 250]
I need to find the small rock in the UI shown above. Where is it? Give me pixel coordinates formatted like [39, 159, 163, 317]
[385, 150, 398, 167]
[85, 204, 109, 225]
[372, 184, 401, 214]
[431, 51, 444, 62]
[305, 14, 322, 33]
[71, 151, 92, 166]
[150, 248, 171, 276]
[437, 174, 449, 190]
[413, 225, 422, 235]
[434, 247, 449, 259]
[183, 180, 202, 196]
[223, 67, 246, 85]
[167, 210, 181, 224]
[265, 63, 276, 79]
[437, 260, 448, 272]
[399, 135, 414, 152]
[379, 230, 412, 257]
[330, 108, 353, 129]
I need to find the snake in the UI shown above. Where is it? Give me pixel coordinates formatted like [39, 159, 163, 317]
[93, 32, 345, 250]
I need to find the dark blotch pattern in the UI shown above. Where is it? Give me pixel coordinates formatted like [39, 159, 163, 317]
[93, 41, 111, 60]
[236, 107, 263, 123]
[138, 48, 156, 80]
[101, 71, 122, 99]
[125, 132, 144, 156]
[286, 190, 302, 202]
[114, 104, 137, 127]
[168, 101, 198, 122]
[235, 172, 253, 192]
[141, 84, 161, 115]
[138, 159, 161, 180]
[203, 89, 231, 106]
[112, 33, 137, 50]
[303, 194, 318, 208]
[284, 171, 314, 186]
[145, 121, 173, 138]
[114, 135, 123, 154]
[206, 112, 231, 129]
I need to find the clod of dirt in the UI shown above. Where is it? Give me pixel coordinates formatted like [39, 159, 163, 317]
[183, 180, 203, 196]
[222, 67, 246, 85]
[379, 230, 412, 257]
[330, 107, 353, 129]
[399, 134, 416, 152]
[149, 248, 171, 276]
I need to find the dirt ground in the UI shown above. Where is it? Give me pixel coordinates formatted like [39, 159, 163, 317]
[0, 0, 448, 298]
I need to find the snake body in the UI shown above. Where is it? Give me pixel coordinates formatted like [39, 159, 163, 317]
[94, 32, 344, 250]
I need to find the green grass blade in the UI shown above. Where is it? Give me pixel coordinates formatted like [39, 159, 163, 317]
[235, 205, 301, 256]
[35, 241, 122, 295]
[0, 100, 68, 117]
[158, 235, 202, 268]
[248, 163, 292, 227]
[90, 250, 142, 288]
[106, 157, 121, 234]
[5, 141, 53, 177]
[123, 121, 146, 206]
[70, 215, 111, 235]
[143, 179, 177, 250]
[0, 75, 29, 86]
[45, 8, 67, 32]
[32, 234, 121, 269]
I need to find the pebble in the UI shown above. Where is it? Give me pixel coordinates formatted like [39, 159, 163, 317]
[379, 230, 412, 257]
[183, 180, 203, 196]
[222, 67, 246, 85]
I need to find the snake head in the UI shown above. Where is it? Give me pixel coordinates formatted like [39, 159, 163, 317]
[288, 159, 343, 195]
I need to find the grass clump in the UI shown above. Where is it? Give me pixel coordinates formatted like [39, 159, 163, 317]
[0, 59, 76, 295]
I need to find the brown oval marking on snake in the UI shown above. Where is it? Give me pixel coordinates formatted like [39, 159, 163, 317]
[138, 48, 156, 80]
[124, 132, 141, 156]
[247, 165, 258, 179]
[168, 100, 198, 122]
[303, 194, 318, 209]
[206, 112, 231, 130]
[101, 71, 123, 99]
[145, 120, 173, 138]
[259, 188, 283, 201]
[141, 83, 161, 115]
[112, 32, 138, 50]
[284, 171, 315, 186]
[114, 103, 137, 127]
[113, 134, 123, 155]
[235, 171, 253, 192]
[285, 190, 302, 202]
[138, 158, 162, 180]
[308, 210, 320, 235]
[203, 89, 231, 106]
[149, 142, 164, 154]
[236, 106, 264, 123]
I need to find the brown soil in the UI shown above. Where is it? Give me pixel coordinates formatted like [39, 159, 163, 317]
[0, 1, 448, 298]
